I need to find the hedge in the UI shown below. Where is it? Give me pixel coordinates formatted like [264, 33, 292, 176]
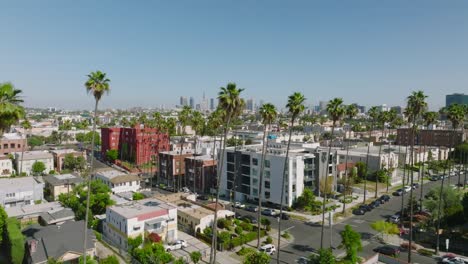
[4, 218, 25, 264]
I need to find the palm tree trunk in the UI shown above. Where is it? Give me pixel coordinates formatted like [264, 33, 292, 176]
[419, 129, 429, 211]
[463, 149, 467, 190]
[342, 127, 351, 214]
[83, 99, 99, 264]
[320, 123, 336, 249]
[400, 145, 408, 216]
[210, 116, 231, 264]
[457, 127, 464, 190]
[363, 122, 373, 204]
[376, 126, 384, 198]
[229, 131, 240, 216]
[435, 156, 449, 254]
[257, 124, 269, 248]
[408, 126, 415, 263]
[277, 118, 295, 263]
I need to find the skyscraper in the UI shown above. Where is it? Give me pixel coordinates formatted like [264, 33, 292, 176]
[246, 98, 254, 112]
[210, 98, 215, 110]
[446, 93, 468, 107]
[180, 96, 188, 107]
[189, 97, 194, 109]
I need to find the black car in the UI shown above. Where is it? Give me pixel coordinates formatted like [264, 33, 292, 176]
[379, 195, 390, 203]
[241, 215, 258, 224]
[235, 212, 242, 219]
[197, 195, 209, 201]
[412, 183, 419, 189]
[369, 200, 381, 209]
[352, 209, 366, 215]
[281, 213, 290, 220]
[245, 206, 258, 212]
[373, 246, 400, 256]
[359, 205, 372, 212]
[393, 189, 403, 196]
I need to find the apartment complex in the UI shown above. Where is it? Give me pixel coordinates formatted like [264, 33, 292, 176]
[14, 151, 54, 176]
[0, 177, 44, 208]
[220, 142, 337, 207]
[50, 149, 86, 173]
[101, 125, 170, 166]
[396, 128, 466, 147]
[94, 169, 141, 194]
[0, 133, 27, 155]
[184, 155, 217, 194]
[159, 150, 193, 190]
[103, 198, 178, 250]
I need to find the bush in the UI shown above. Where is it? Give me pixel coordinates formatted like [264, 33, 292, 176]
[237, 246, 256, 256]
[281, 231, 291, 239]
[239, 222, 253, 232]
[417, 248, 434, 256]
[265, 236, 272, 244]
[132, 192, 145, 200]
[235, 226, 243, 235]
[100, 255, 119, 264]
[4, 218, 25, 264]
[218, 218, 228, 229]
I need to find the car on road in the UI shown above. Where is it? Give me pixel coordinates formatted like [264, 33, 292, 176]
[441, 256, 466, 264]
[245, 205, 258, 212]
[261, 208, 278, 216]
[388, 215, 400, 224]
[234, 202, 246, 209]
[280, 213, 290, 220]
[373, 245, 400, 257]
[393, 189, 404, 196]
[359, 204, 372, 212]
[241, 215, 258, 224]
[429, 175, 440, 181]
[164, 240, 187, 251]
[378, 195, 390, 203]
[352, 208, 366, 215]
[260, 244, 276, 255]
[403, 185, 412, 192]
[296, 257, 310, 264]
[412, 183, 419, 189]
[369, 200, 381, 209]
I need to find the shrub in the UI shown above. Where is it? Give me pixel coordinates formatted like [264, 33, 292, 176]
[281, 231, 291, 239]
[100, 255, 119, 264]
[235, 226, 243, 235]
[233, 219, 241, 225]
[265, 236, 273, 244]
[417, 248, 434, 256]
[217, 218, 227, 229]
[203, 227, 212, 237]
[240, 222, 253, 232]
[190, 251, 202, 264]
[237, 246, 256, 256]
[132, 192, 145, 200]
[4, 218, 25, 264]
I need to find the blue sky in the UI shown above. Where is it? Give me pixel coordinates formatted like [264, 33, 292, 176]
[1, 1, 467, 110]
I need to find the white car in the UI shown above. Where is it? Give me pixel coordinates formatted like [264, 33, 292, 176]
[388, 215, 400, 224]
[164, 240, 187, 251]
[234, 202, 245, 209]
[403, 186, 412, 192]
[260, 244, 276, 255]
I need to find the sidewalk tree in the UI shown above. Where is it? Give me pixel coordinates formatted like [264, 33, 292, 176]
[106, 149, 118, 163]
[370, 220, 399, 240]
[243, 252, 270, 264]
[339, 225, 362, 264]
[190, 251, 202, 264]
[31, 161, 46, 175]
[309, 248, 335, 264]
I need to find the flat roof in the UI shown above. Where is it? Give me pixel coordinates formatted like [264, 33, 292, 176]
[16, 151, 53, 160]
[43, 174, 83, 186]
[0, 177, 44, 193]
[1, 133, 25, 140]
[109, 198, 176, 219]
[5, 201, 63, 218]
[49, 149, 83, 155]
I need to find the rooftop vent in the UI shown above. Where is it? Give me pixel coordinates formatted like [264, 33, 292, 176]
[144, 201, 160, 207]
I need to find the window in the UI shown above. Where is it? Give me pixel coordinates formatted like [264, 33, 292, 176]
[251, 168, 257, 176]
[133, 226, 141, 231]
[292, 184, 296, 192]
[252, 188, 258, 196]
[252, 178, 258, 185]
[264, 181, 270, 189]
[10, 143, 14, 148]
[265, 160, 270, 168]
[227, 153, 235, 163]
[252, 158, 258, 166]
[265, 191, 270, 199]
[265, 170, 270, 179]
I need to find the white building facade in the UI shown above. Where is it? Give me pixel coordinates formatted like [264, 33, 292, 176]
[93, 169, 141, 194]
[0, 155, 14, 176]
[15, 151, 54, 176]
[0, 177, 44, 208]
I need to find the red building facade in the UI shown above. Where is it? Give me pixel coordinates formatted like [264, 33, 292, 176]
[101, 126, 170, 165]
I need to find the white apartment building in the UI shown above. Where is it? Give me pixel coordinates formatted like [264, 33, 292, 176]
[15, 151, 54, 176]
[0, 177, 44, 208]
[103, 198, 178, 250]
[336, 146, 400, 173]
[0, 155, 14, 176]
[221, 142, 337, 207]
[93, 169, 141, 194]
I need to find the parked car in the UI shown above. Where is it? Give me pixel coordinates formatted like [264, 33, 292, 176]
[281, 213, 290, 220]
[241, 215, 258, 224]
[388, 215, 400, 224]
[403, 186, 412, 192]
[245, 205, 258, 212]
[359, 204, 372, 212]
[235, 212, 242, 219]
[369, 200, 381, 209]
[429, 175, 440, 181]
[441, 256, 465, 264]
[379, 195, 390, 203]
[164, 240, 187, 251]
[234, 202, 246, 209]
[197, 195, 209, 201]
[393, 189, 404, 196]
[412, 183, 419, 189]
[373, 246, 400, 257]
[261, 208, 277, 216]
[260, 244, 276, 255]
[353, 209, 366, 215]
[296, 257, 310, 264]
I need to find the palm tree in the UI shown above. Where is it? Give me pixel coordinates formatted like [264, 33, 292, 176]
[277, 93, 305, 263]
[256, 103, 277, 248]
[385, 109, 398, 192]
[82, 70, 110, 264]
[446, 104, 465, 189]
[191, 110, 205, 192]
[19, 119, 32, 176]
[342, 104, 358, 214]
[320, 98, 345, 250]
[363, 106, 379, 203]
[178, 106, 192, 190]
[210, 83, 245, 264]
[419, 111, 438, 206]
[405, 91, 427, 263]
[0, 82, 25, 136]
[375, 110, 390, 198]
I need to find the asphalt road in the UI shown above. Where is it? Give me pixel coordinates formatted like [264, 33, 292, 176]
[264, 178, 456, 264]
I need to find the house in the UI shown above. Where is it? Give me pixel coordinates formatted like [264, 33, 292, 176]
[0, 132, 27, 155]
[49, 149, 86, 173]
[23, 220, 96, 264]
[0, 177, 44, 208]
[39, 208, 75, 225]
[103, 198, 178, 250]
[94, 169, 141, 194]
[14, 151, 54, 176]
[5, 201, 64, 224]
[0, 154, 14, 176]
[43, 174, 84, 201]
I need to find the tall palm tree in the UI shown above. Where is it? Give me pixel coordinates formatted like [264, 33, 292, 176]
[82, 71, 110, 264]
[210, 83, 244, 264]
[446, 104, 465, 189]
[191, 110, 205, 192]
[385, 109, 398, 192]
[256, 103, 277, 248]
[363, 106, 379, 203]
[19, 119, 32, 176]
[277, 93, 305, 263]
[320, 98, 345, 249]
[405, 91, 427, 263]
[419, 111, 438, 206]
[342, 104, 358, 214]
[375, 110, 389, 198]
[0, 82, 25, 136]
[178, 106, 192, 190]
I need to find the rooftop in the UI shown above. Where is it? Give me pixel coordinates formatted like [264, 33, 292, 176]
[0, 177, 44, 193]
[15, 151, 53, 160]
[5, 201, 63, 218]
[109, 198, 176, 219]
[43, 174, 84, 186]
[185, 155, 216, 161]
[49, 149, 83, 155]
[39, 208, 75, 225]
[1, 132, 25, 140]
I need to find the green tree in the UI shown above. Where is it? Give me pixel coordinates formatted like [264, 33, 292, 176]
[85, 131, 101, 146]
[370, 220, 399, 240]
[339, 225, 362, 264]
[321, 98, 345, 249]
[132, 192, 145, 201]
[31, 161, 46, 175]
[211, 83, 245, 264]
[3, 218, 25, 264]
[106, 149, 118, 163]
[128, 235, 143, 253]
[0, 83, 25, 136]
[63, 153, 77, 170]
[79, 256, 98, 264]
[28, 136, 44, 149]
[83, 70, 110, 264]
[190, 251, 202, 264]
[98, 255, 119, 264]
[243, 252, 270, 264]
[309, 248, 335, 264]
[257, 103, 277, 248]
[132, 242, 173, 264]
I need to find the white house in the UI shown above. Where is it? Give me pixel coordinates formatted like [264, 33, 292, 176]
[93, 169, 141, 194]
[0, 177, 44, 208]
[0, 155, 14, 176]
[103, 198, 178, 250]
[14, 151, 54, 176]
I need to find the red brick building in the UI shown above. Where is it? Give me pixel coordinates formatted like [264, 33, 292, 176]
[101, 126, 170, 166]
